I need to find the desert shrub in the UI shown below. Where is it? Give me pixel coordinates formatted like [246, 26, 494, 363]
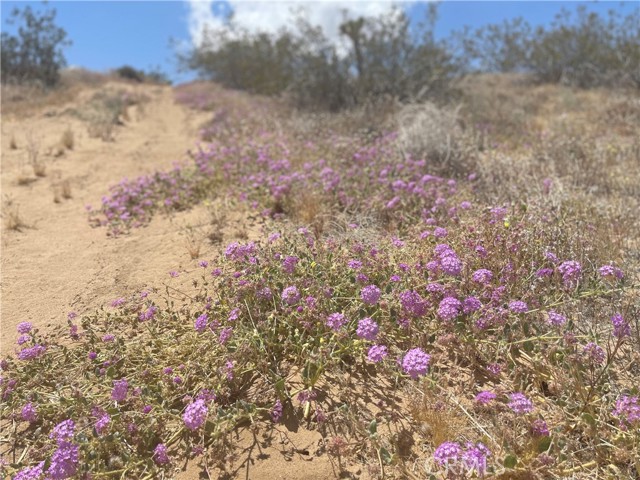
[181, 5, 460, 111]
[458, 5, 640, 88]
[0, 5, 70, 87]
[114, 65, 171, 85]
[396, 102, 468, 176]
[114, 65, 145, 83]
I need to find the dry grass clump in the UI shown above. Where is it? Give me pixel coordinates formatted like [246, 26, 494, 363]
[78, 89, 150, 141]
[60, 127, 74, 150]
[1, 198, 29, 232]
[53, 180, 73, 203]
[24, 131, 46, 177]
[397, 101, 468, 176]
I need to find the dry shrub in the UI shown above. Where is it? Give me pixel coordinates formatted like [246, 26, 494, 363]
[458, 73, 543, 147]
[61, 127, 74, 150]
[59, 68, 107, 88]
[290, 96, 397, 140]
[25, 131, 46, 177]
[397, 102, 468, 176]
[61, 180, 72, 199]
[17, 175, 36, 186]
[2, 198, 28, 232]
[408, 387, 468, 449]
[207, 200, 228, 245]
[32, 162, 46, 177]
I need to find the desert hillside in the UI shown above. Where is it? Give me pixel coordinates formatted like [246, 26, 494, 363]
[1, 76, 639, 479]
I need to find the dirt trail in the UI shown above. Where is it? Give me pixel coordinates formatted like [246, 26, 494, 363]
[1, 83, 348, 480]
[1, 84, 218, 352]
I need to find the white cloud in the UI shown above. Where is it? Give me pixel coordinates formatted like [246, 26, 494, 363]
[185, 1, 407, 49]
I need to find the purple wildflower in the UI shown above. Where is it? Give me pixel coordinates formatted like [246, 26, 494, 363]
[531, 419, 549, 436]
[347, 259, 363, 270]
[257, 286, 272, 300]
[46, 441, 79, 479]
[400, 290, 428, 317]
[508, 393, 534, 414]
[434, 227, 448, 238]
[360, 285, 381, 305]
[17, 334, 31, 345]
[92, 407, 111, 435]
[271, 400, 283, 423]
[598, 265, 624, 280]
[282, 256, 299, 274]
[14, 462, 45, 480]
[463, 442, 491, 475]
[110, 297, 125, 308]
[612, 395, 640, 428]
[557, 260, 582, 287]
[471, 269, 493, 284]
[356, 318, 379, 341]
[583, 342, 606, 365]
[462, 296, 482, 314]
[536, 267, 554, 278]
[433, 441, 462, 467]
[183, 399, 208, 430]
[367, 345, 388, 363]
[17, 322, 33, 334]
[111, 378, 129, 402]
[194, 313, 208, 333]
[102, 334, 115, 342]
[153, 443, 170, 465]
[281, 285, 301, 305]
[475, 391, 497, 405]
[435, 244, 462, 276]
[21, 402, 38, 423]
[402, 348, 431, 379]
[17, 345, 46, 361]
[88, 351, 97, 360]
[508, 300, 528, 313]
[547, 311, 567, 327]
[219, 326, 233, 344]
[326, 312, 347, 331]
[50, 419, 75, 443]
[611, 313, 631, 338]
[139, 305, 158, 321]
[438, 297, 462, 322]
[227, 308, 240, 322]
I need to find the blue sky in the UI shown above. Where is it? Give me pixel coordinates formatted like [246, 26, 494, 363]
[1, 1, 637, 84]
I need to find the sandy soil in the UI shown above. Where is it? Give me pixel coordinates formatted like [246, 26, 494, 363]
[1, 82, 356, 480]
[1, 83, 221, 352]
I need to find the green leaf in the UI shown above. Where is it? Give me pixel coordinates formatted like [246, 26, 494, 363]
[368, 419, 377, 436]
[379, 447, 392, 465]
[582, 412, 596, 427]
[537, 436, 552, 453]
[504, 454, 518, 469]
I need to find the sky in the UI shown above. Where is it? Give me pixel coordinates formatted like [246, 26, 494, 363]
[1, 1, 637, 84]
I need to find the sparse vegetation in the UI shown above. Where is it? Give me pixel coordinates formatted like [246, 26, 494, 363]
[1, 5, 70, 87]
[60, 127, 74, 150]
[2, 4, 639, 480]
[2, 197, 29, 232]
